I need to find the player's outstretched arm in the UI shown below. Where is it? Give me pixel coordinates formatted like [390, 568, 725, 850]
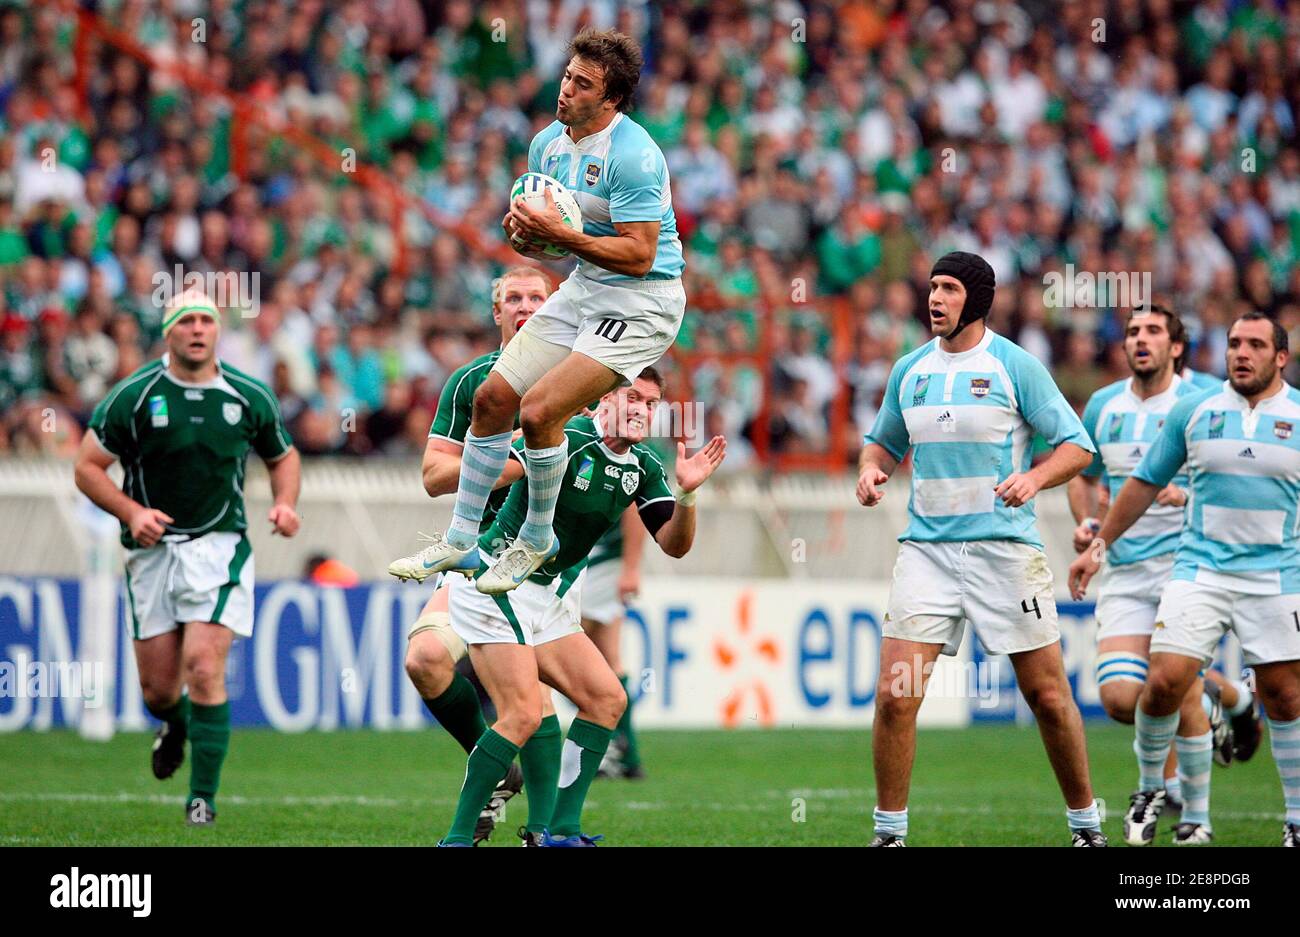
[856, 442, 898, 507]
[422, 437, 525, 498]
[619, 504, 646, 603]
[1067, 475, 1162, 599]
[265, 446, 302, 537]
[652, 436, 727, 558]
[1066, 473, 1104, 553]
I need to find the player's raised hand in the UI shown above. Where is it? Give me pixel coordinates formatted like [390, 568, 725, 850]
[994, 472, 1040, 508]
[128, 506, 174, 548]
[1067, 538, 1106, 600]
[675, 436, 727, 492]
[268, 503, 300, 537]
[857, 464, 888, 506]
[1155, 483, 1187, 507]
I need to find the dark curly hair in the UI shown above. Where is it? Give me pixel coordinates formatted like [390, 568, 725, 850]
[567, 29, 643, 113]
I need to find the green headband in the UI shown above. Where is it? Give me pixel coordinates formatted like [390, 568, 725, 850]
[162, 303, 220, 335]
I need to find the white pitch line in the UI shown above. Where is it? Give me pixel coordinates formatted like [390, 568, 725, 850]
[0, 791, 1286, 823]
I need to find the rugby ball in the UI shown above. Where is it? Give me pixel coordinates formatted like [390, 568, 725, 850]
[509, 172, 583, 258]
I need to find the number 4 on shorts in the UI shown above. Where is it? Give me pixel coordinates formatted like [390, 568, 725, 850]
[1021, 597, 1042, 620]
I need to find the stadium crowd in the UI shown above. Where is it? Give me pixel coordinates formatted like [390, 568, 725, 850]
[1, 0, 1299, 466]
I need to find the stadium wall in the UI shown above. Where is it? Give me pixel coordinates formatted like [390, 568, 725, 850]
[1, 574, 1154, 733]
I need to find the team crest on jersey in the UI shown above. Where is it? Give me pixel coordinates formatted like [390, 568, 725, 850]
[969, 378, 990, 398]
[1275, 421, 1294, 440]
[575, 455, 594, 492]
[583, 162, 601, 187]
[621, 470, 639, 495]
[222, 403, 242, 425]
[1208, 412, 1225, 439]
[148, 395, 168, 428]
[912, 375, 931, 407]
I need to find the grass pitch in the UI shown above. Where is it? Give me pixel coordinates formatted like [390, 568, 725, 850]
[0, 724, 1286, 846]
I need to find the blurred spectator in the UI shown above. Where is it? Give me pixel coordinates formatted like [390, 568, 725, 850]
[0, 1, 1297, 470]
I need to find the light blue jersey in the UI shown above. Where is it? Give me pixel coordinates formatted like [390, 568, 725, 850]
[1080, 375, 1203, 565]
[1183, 367, 1224, 391]
[529, 113, 684, 283]
[1134, 382, 1300, 594]
[866, 328, 1095, 546]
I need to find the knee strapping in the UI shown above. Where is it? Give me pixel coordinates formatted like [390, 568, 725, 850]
[1096, 651, 1148, 687]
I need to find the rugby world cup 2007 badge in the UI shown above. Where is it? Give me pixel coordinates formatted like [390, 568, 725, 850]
[1208, 412, 1225, 439]
[149, 395, 168, 428]
[1276, 420, 1294, 440]
[912, 374, 931, 407]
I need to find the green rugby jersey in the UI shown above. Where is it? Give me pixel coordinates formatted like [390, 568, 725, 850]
[481, 415, 675, 585]
[428, 349, 517, 530]
[588, 525, 623, 567]
[88, 356, 292, 548]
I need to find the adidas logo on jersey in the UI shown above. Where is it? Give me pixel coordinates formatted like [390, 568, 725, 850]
[1238, 447, 1256, 459]
[1128, 446, 1143, 460]
[936, 410, 956, 433]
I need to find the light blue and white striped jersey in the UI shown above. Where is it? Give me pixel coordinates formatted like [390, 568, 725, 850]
[866, 328, 1095, 546]
[1134, 382, 1300, 594]
[1183, 367, 1224, 392]
[1080, 375, 1203, 565]
[529, 113, 684, 283]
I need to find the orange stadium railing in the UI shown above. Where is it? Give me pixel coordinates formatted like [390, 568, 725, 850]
[70, 8, 855, 472]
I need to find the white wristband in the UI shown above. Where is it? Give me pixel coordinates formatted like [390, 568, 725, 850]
[1083, 517, 1101, 534]
[675, 485, 697, 507]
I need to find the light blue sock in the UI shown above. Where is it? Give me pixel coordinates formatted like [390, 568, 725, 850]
[1134, 708, 1180, 791]
[873, 806, 907, 838]
[1066, 800, 1101, 832]
[1227, 681, 1253, 717]
[1164, 774, 1182, 803]
[1174, 732, 1213, 829]
[518, 438, 568, 550]
[447, 429, 513, 548]
[1268, 716, 1300, 825]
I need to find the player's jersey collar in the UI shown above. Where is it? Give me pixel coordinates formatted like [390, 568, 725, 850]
[159, 353, 238, 393]
[934, 325, 994, 361]
[590, 414, 638, 463]
[1225, 380, 1291, 411]
[565, 111, 624, 148]
[1125, 371, 1181, 406]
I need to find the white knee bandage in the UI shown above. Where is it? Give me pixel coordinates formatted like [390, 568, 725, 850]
[493, 327, 571, 396]
[1096, 651, 1148, 687]
[407, 611, 468, 664]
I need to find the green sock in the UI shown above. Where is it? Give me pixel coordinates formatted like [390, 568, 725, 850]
[549, 718, 613, 838]
[422, 673, 489, 755]
[616, 675, 641, 768]
[445, 728, 520, 845]
[520, 714, 562, 834]
[188, 701, 230, 812]
[147, 693, 191, 731]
